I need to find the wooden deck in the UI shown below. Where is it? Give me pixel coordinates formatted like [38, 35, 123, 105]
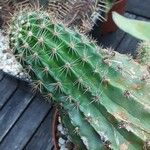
[0, 71, 54, 150]
[0, 0, 150, 149]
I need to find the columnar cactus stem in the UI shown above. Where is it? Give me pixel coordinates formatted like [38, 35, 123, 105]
[10, 10, 150, 149]
[60, 111, 87, 149]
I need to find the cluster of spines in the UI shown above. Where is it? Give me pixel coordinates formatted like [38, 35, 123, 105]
[10, 10, 150, 150]
[47, 0, 118, 33]
[137, 42, 150, 66]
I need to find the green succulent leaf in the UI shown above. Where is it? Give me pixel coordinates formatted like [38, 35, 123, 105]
[112, 12, 150, 41]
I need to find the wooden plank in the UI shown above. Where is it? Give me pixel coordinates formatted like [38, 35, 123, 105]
[98, 28, 125, 50]
[0, 76, 18, 110]
[24, 108, 55, 150]
[116, 33, 140, 56]
[0, 71, 4, 81]
[0, 87, 34, 142]
[127, 0, 150, 19]
[136, 16, 150, 22]
[96, 13, 136, 50]
[0, 96, 52, 150]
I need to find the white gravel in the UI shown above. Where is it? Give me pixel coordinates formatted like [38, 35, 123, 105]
[0, 29, 30, 80]
[57, 116, 74, 150]
[0, 30, 21, 74]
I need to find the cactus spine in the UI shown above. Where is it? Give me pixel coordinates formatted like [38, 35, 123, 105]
[10, 10, 150, 150]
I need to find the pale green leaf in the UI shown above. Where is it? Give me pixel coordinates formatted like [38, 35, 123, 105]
[112, 12, 150, 41]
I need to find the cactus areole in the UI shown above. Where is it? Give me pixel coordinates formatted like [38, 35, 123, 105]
[10, 11, 150, 150]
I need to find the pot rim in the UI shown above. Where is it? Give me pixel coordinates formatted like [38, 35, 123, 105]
[52, 107, 59, 150]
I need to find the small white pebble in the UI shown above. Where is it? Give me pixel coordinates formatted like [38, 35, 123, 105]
[58, 143, 61, 147]
[57, 124, 63, 132]
[58, 116, 62, 123]
[67, 135, 72, 141]
[58, 137, 65, 145]
[60, 145, 68, 150]
[6, 53, 12, 59]
[0, 29, 28, 78]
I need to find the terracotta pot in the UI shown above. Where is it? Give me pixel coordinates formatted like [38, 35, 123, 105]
[101, 0, 128, 35]
[52, 108, 59, 150]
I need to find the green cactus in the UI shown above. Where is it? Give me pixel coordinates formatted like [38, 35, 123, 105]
[10, 10, 150, 150]
[60, 111, 87, 149]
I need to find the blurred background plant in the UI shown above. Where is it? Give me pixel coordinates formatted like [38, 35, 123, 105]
[47, 0, 119, 33]
[0, 0, 31, 26]
[0, 0, 118, 33]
